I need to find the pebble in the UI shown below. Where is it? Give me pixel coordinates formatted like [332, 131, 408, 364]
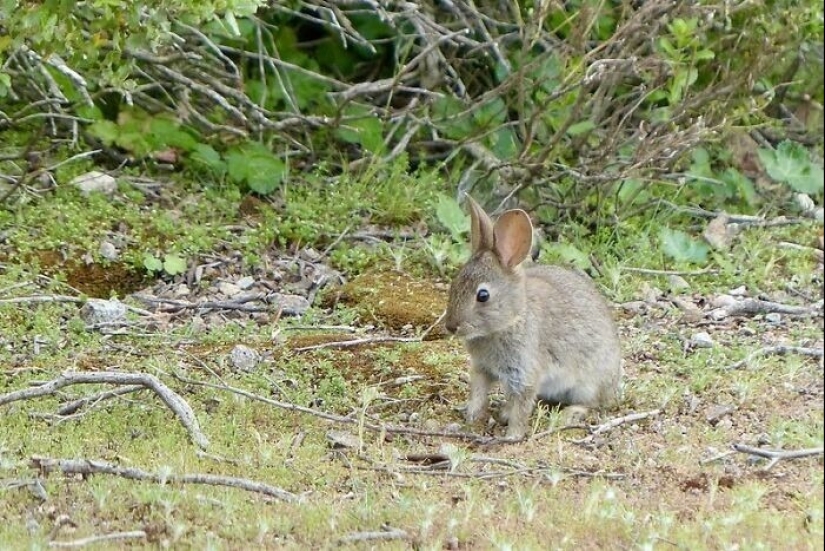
[229, 344, 260, 372]
[71, 171, 117, 196]
[690, 331, 714, 348]
[765, 312, 782, 324]
[99, 240, 119, 261]
[270, 293, 311, 316]
[217, 281, 241, 297]
[236, 276, 255, 290]
[173, 284, 191, 297]
[79, 298, 127, 325]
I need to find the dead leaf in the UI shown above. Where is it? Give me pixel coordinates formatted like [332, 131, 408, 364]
[703, 213, 736, 250]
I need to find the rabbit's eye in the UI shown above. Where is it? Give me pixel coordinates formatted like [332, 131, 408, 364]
[476, 288, 490, 303]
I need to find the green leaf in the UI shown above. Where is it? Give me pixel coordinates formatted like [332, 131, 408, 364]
[721, 168, 759, 207]
[189, 144, 225, 172]
[660, 227, 710, 264]
[87, 120, 119, 146]
[148, 118, 198, 151]
[758, 141, 824, 194]
[435, 194, 469, 241]
[163, 254, 187, 276]
[143, 254, 163, 273]
[543, 242, 593, 272]
[566, 120, 595, 137]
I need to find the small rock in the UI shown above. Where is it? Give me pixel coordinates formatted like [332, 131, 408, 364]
[765, 312, 782, 324]
[189, 316, 206, 334]
[705, 404, 735, 425]
[71, 171, 117, 196]
[703, 213, 734, 250]
[667, 275, 691, 291]
[270, 293, 311, 316]
[236, 276, 255, 290]
[99, 240, 119, 261]
[423, 419, 440, 432]
[729, 286, 747, 297]
[326, 430, 360, 449]
[79, 298, 127, 325]
[738, 326, 756, 337]
[690, 331, 714, 349]
[217, 281, 241, 297]
[229, 344, 260, 372]
[173, 284, 191, 297]
[408, 412, 420, 424]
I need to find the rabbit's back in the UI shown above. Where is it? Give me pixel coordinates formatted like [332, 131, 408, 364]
[524, 264, 622, 406]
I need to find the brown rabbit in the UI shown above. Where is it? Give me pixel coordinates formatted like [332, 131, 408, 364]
[444, 196, 622, 439]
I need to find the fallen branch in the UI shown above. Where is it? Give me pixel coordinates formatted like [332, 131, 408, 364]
[709, 298, 823, 320]
[55, 385, 144, 416]
[723, 345, 824, 370]
[29, 456, 298, 502]
[732, 443, 824, 471]
[0, 371, 209, 450]
[50, 530, 147, 548]
[133, 293, 270, 313]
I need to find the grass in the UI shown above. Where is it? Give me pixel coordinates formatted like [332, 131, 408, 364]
[0, 165, 823, 549]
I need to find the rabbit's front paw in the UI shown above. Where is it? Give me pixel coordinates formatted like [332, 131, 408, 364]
[464, 401, 488, 424]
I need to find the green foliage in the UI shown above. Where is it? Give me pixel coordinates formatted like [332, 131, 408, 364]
[758, 140, 824, 195]
[434, 194, 469, 242]
[659, 227, 710, 265]
[143, 253, 187, 276]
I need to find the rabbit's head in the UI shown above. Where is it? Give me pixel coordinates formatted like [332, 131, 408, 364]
[444, 196, 534, 340]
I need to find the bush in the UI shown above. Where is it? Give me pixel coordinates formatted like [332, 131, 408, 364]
[1, 0, 822, 216]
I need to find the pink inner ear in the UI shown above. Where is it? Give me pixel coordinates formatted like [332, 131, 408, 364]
[493, 210, 533, 269]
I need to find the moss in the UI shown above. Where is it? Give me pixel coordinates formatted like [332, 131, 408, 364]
[330, 271, 448, 337]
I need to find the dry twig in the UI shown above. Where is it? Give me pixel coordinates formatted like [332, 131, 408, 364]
[573, 409, 662, 445]
[49, 531, 147, 548]
[732, 443, 824, 471]
[723, 345, 824, 370]
[29, 456, 298, 502]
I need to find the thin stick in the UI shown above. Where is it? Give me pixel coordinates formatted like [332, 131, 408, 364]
[574, 409, 662, 444]
[621, 267, 718, 276]
[294, 335, 421, 352]
[732, 443, 824, 471]
[723, 345, 824, 370]
[0, 371, 209, 450]
[710, 298, 823, 320]
[337, 528, 408, 544]
[30, 456, 298, 502]
[49, 531, 147, 548]
[175, 375, 493, 444]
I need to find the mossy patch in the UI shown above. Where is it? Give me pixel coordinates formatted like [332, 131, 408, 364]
[330, 271, 448, 336]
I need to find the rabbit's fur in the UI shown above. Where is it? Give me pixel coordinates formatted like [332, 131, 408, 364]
[444, 196, 622, 438]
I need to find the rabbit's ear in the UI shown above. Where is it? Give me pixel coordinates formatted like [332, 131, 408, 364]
[493, 209, 533, 269]
[466, 195, 494, 253]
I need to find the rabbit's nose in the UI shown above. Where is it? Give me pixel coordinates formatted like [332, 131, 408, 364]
[445, 320, 458, 334]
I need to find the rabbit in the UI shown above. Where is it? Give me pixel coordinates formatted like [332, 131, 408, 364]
[444, 196, 622, 439]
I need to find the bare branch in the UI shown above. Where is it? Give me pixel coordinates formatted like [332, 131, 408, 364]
[49, 531, 147, 548]
[724, 345, 824, 370]
[29, 456, 298, 502]
[0, 371, 209, 450]
[732, 444, 824, 471]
